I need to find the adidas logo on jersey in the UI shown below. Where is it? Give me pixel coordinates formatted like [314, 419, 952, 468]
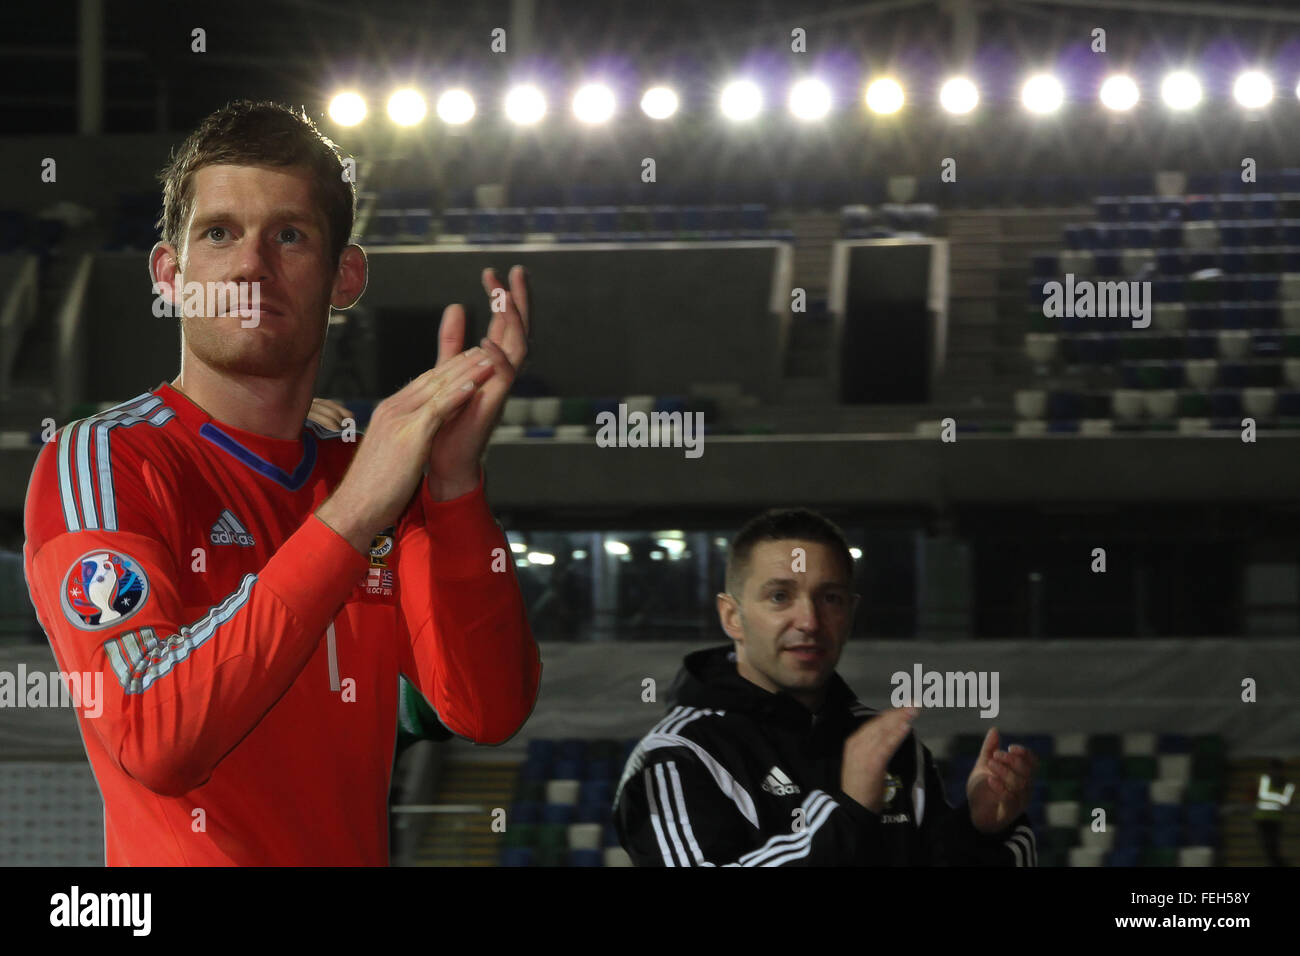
[209, 509, 255, 547]
[761, 766, 800, 796]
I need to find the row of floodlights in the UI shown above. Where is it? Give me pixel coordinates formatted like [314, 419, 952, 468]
[503, 536, 864, 565]
[328, 70, 1296, 127]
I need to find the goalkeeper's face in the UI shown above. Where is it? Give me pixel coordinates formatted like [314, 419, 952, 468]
[152, 163, 361, 380]
[721, 539, 857, 709]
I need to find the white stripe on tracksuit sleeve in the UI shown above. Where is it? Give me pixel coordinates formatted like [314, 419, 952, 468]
[644, 760, 844, 867]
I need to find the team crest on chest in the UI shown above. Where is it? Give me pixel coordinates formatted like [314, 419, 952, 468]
[884, 772, 901, 805]
[60, 550, 149, 630]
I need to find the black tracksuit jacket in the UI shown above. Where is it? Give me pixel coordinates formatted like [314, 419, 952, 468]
[613, 645, 1037, 867]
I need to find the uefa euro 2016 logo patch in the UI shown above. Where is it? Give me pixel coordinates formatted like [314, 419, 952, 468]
[60, 550, 149, 630]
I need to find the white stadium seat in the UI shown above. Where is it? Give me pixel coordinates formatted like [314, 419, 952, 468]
[1112, 389, 1145, 422]
[1015, 389, 1047, 419]
[1184, 359, 1218, 389]
[1143, 390, 1178, 419]
[1242, 388, 1277, 419]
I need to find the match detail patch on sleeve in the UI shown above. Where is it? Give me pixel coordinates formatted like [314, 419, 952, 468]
[60, 550, 150, 631]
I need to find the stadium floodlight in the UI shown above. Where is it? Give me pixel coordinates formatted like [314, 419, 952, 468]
[1233, 70, 1273, 109]
[573, 82, 616, 123]
[939, 76, 979, 114]
[526, 552, 556, 566]
[1161, 71, 1202, 110]
[1296, 78, 1300, 101]
[1099, 74, 1139, 111]
[571, 549, 589, 560]
[386, 88, 427, 126]
[655, 537, 686, 558]
[504, 83, 547, 124]
[720, 79, 763, 120]
[641, 85, 679, 119]
[436, 89, 476, 124]
[788, 77, 832, 120]
[509, 541, 527, 554]
[1021, 73, 1064, 114]
[865, 77, 904, 114]
[849, 548, 863, 560]
[328, 92, 366, 126]
[603, 540, 630, 556]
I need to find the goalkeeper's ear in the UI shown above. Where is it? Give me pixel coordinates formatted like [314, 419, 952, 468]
[331, 243, 367, 311]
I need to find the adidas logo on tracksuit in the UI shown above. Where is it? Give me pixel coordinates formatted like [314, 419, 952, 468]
[209, 509, 255, 547]
[760, 766, 800, 796]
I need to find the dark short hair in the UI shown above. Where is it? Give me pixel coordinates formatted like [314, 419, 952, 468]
[156, 100, 355, 265]
[724, 508, 855, 596]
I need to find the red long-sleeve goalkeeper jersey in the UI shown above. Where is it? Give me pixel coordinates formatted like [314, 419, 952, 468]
[22, 383, 541, 866]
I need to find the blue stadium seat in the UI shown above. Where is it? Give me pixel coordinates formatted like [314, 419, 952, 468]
[1094, 252, 1121, 276]
[469, 209, 500, 243]
[1149, 824, 1182, 848]
[500, 847, 534, 867]
[739, 203, 768, 237]
[404, 209, 432, 240]
[527, 739, 555, 763]
[1247, 222, 1278, 244]
[556, 207, 588, 241]
[1154, 223, 1182, 247]
[1155, 198, 1184, 221]
[1047, 391, 1082, 420]
[1222, 248, 1250, 273]
[1127, 197, 1156, 221]
[530, 207, 559, 233]
[439, 208, 470, 236]
[1090, 756, 1122, 782]
[1251, 193, 1278, 218]
[510, 801, 542, 824]
[1153, 278, 1183, 302]
[1124, 225, 1155, 248]
[519, 758, 549, 781]
[1095, 197, 1124, 222]
[368, 209, 403, 244]
[1157, 734, 1191, 753]
[1150, 804, 1180, 829]
[568, 849, 603, 867]
[590, 206, 619, 234]
[1156, 249, 1185, 275]
[1106, 847, 1140, 867]
[585, 759, 616, 781]
[1219, 195, 1247, 219]
[1210, 390, 1243, 418]
[1219, 222, 1248, 246]
[1082, 781, 1118, 804]
[573, 804, 609, 824]
[498, 207, 528, 239]
[604, 823, 621, 847]
[1220, 361, 1250, 386]
[1183, 802, 1216, 829]
[1117, 780, 1149, 808]
[1253, 331, 1283, 357]
[542, 803, 574, 825]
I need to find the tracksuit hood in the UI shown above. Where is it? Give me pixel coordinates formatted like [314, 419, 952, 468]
[666, 644, 869, 736]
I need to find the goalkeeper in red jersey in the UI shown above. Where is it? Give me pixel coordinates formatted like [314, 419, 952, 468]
[23, 100, 540, 865]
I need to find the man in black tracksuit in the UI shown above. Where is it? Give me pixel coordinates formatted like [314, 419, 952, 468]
[614, 508, 1039, 866]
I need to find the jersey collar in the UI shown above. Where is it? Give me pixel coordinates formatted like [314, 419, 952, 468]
[155, 383, 318, 491]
